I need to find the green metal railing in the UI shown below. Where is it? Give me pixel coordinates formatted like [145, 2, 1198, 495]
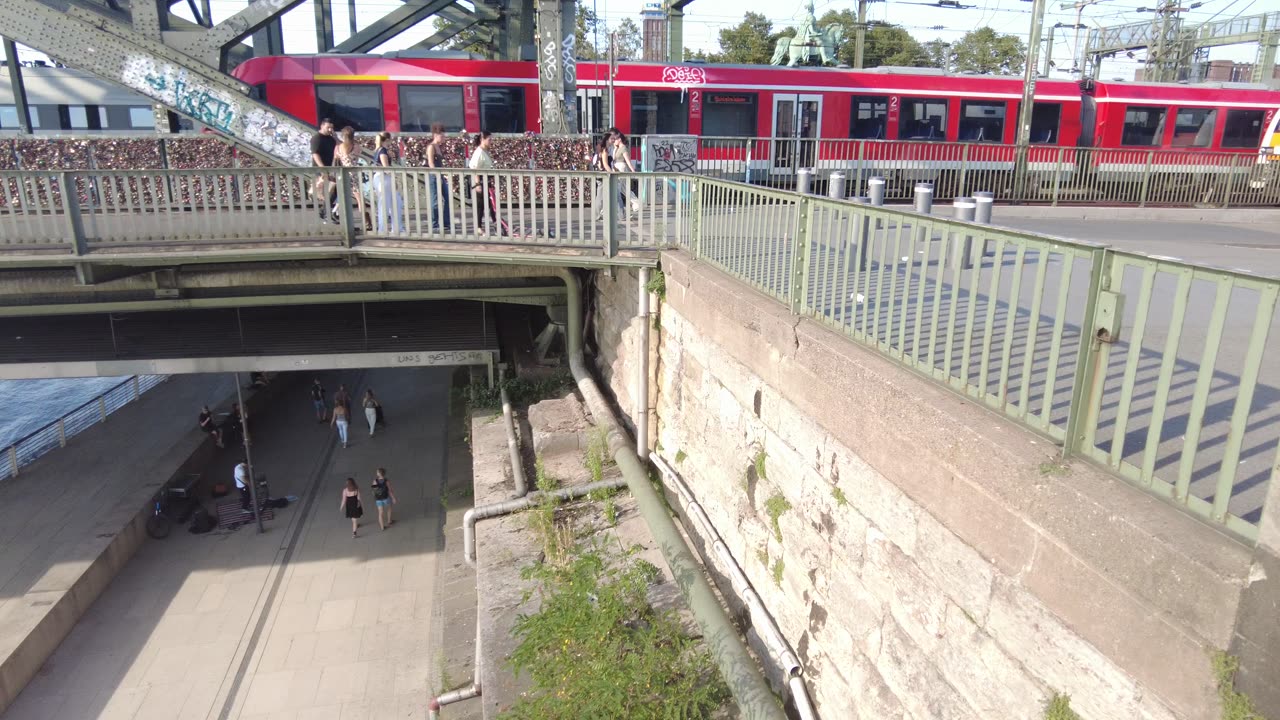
[690, 177, 1279, 542]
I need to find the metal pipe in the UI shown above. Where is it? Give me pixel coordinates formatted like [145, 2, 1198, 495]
[556, 269, 784, 720]
[500, 386, 527, 497]
[234, 372, 264, 534]
[636, 267, 651, 457]
[651, 453, 814, 718]
[462, 478, 627, 566]
[427, 616, 482, 719]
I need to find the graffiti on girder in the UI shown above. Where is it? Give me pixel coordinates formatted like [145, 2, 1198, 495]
[123, 57, 239, 134]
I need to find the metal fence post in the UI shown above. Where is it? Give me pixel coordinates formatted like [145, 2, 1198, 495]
[6, 446, 15, 477]
[958, 143, 970, 198]
[855, 140, 866, 197]
[743, 142, 752, 185]
[1222, 155, 1239, 210]
[1051, 147, 1065, 206]
[335, 168, 355, 247]
[58, 172, 88, 256]
[690, 179, 702, 259]
[57, 419, 66, 447]
[1137, 150, 1155, 207]
[789, 196, 812, 315]
[603, 173, 619, 258]
[98, 396, 108, 423]
[1061, 248, 1111, 458]
[132, 376, 141, 400]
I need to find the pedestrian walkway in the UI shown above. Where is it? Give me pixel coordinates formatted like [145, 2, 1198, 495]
[1, 366, 465, 720]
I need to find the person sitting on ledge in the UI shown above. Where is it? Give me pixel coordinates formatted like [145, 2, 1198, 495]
[198, 405, 225, 448]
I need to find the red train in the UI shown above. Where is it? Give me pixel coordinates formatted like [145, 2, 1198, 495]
[233, 54, 1280, 191]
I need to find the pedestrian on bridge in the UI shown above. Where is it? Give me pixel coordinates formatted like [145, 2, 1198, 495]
[425, 124, 451, 232]
[311, 119, 337, 223]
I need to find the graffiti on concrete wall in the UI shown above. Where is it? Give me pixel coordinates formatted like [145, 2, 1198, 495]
[561, 34, 577, 90]
[122, 57, 239, 134]
[541, 36, 559, 83]
[649, 136, 697, 173]
[243, 109, 312, 167]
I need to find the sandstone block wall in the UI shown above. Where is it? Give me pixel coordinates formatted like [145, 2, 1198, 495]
[592, 255, 1256, 720]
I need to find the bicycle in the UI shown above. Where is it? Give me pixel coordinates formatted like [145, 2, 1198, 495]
[145, 474, 201, 539]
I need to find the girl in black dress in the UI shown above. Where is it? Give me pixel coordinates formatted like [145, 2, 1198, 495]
[339, 477, 363, 537]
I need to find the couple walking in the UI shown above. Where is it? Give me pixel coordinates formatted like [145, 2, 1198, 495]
[340, 468, 398, 537]
[312, 379, 385, 448]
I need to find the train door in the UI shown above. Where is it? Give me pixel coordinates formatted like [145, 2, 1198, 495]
[576, 88, 605, 136]
[772, 94, 822, 174]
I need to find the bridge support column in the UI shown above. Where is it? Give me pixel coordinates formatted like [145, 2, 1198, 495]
[535, 0, 578, 133]
[2, 38, 31, 135]
[666, 6, 684, 62]
[1231, 470, 1280, 717]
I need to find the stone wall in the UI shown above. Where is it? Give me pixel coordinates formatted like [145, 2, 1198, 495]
[591, 254, 1257, 720]
[591, 269, 657, 449]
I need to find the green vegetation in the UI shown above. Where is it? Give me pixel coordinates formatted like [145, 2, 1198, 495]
[505, 543, 729, 719]
[831, 486, 848, 507]
[757, 548, 769, 568]
[1038, 461, 1070, 477]
[771, 558, 785, 588]
[645, 269, 666, 300]
[1213, 652, 1267, 720]
[1044, 693, 1081, 720]
[764, 493, 792, 543]
[535, 455, 559, 493]
[603, 497, 619, 527]
[753, 449, 768, 482]
[674, 449, 687, 464]
[586, 430, 607, 484]
[458, 371, 574, 412]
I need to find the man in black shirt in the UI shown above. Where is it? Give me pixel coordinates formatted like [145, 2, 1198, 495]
[311, 118, 337, 221]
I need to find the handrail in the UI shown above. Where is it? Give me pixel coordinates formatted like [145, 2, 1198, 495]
[0, 375, 168, 481]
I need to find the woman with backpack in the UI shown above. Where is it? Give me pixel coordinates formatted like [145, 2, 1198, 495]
[371, 468, 397, 530]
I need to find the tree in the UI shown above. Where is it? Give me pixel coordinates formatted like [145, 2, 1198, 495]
[859, 21, 935, 68]
[715, 12, 789, 65]
[685, 47, 722, 63]
[433, 2, 604, 59]
[612, 17, 642, 60]
[950, 27, 1025, 75]
[922, 39, 953, 71]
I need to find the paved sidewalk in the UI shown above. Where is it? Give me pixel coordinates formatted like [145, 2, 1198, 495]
[1, 366, 465, 720]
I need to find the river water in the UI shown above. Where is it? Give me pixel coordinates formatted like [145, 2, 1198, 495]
[0, 377, 131, 448]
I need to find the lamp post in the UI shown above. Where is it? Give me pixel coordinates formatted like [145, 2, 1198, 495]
[1013, 0, 1048, 202]
[234, 372, 264, 534]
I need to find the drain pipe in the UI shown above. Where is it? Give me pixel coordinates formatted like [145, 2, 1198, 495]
[636, 267, 651, 457]
[556, 268, 784, 720]
[500, 385, 528, 497]
[427, 618, 482, 719]
[652, 454, 819, 720]
[463, 478, 627, 566]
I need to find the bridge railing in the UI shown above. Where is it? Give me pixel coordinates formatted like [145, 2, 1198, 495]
[0, 167, 693, 255]
[5, 132, 1278, 208]
[1, 375, 168, 481]
[690, 177, 1280, 542]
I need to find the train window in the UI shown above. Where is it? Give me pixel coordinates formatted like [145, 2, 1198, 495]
[849, 96, 887, 139]
[316, 84, 384, 132]
[1121, 106, 1167, 146]
[62, 105, 107, 130]
[1171, 108, 1216, 148]
[128, 107, 155, 129]
[899, 99, 947, 141]
[959, 101, 1005, 143]
[0, 105, 39, 129]
[1222, 109, 1266, 148]
[479, 87, 525, 133]
[1030, 104, 1060, 144]
[631, 91, 688, 135]
[702, 93, 757, 137]
[399, 86, 465, 132]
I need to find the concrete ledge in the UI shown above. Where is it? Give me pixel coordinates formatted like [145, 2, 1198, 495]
[0, 375, 286, 715]
[660, 248, 1253, 718]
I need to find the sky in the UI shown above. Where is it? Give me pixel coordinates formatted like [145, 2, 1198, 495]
[13, 0, 1268, 81]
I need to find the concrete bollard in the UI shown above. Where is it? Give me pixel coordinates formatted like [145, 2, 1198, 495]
[913, 183, 934, 214]
[868, 176, 886, 206]
[829, 172, 847, 200]
[796, 168, 813, 195]
[953, 197, 977, 269]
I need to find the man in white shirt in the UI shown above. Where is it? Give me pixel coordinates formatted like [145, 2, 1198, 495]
[235, 461, 251, 511]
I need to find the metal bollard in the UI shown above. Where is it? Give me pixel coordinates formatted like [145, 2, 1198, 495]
[829, 172, 847, 199]
[953, 197, 976, 269]
[913, 183, 933, 214]
[868, 176, 886, 206]
[796, 168, 813, 195]
[973, 191, 994, 224]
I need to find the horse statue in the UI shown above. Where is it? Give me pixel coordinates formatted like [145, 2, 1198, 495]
[770, 1, 845, 66]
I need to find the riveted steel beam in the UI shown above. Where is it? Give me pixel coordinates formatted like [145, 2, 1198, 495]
[0, 0, 318, 165]
[331, 0, 454, 54]
[164, 0, 308, 67]
[412, 4, 494, 50]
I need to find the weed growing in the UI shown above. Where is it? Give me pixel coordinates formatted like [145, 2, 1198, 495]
[674, 449, 687, 464]
[764, 492, 792, 543]
[1044, 693, 1081, 720]
[585, 428, 611, 484]
[645, 269, 667, 300]
[457, 371, 574, 412]
[1038, 461, 1070, 477]
[505, 542, 728, 719]
[832, 486, 848, 507]
[771, 558, 785, 588]
[754, 449, 768, 482]
[604, 497, 619, 527]
[1212, 652, 1265, 720]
